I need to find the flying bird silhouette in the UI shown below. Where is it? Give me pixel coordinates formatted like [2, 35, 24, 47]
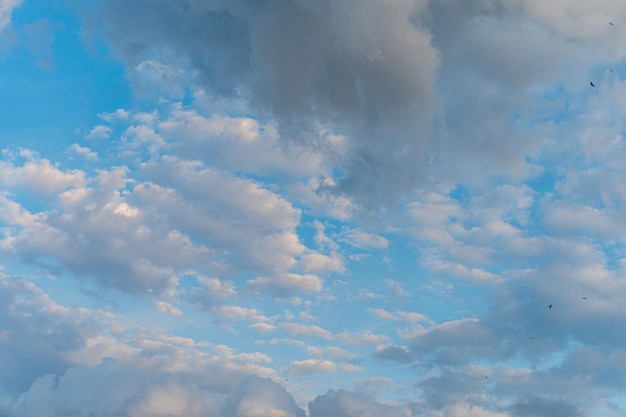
[609, 22, 614, 25]
[590, 82, 596, 87]
[549, 304, 552, 309]
[582, 297, 588, 300]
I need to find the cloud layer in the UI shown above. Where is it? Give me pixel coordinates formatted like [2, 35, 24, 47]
[3, 0, 626, 416]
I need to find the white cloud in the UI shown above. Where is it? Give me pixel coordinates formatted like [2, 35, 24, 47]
[98, 108, 130, 123]
[281, 323, 333, 340]
[345, 230, 389, 250]
[299, 253, 344, 274]
[68, 143, 98, 160]
[85, 125, 113, 140]
[337, 331, 391, 346]
[0, 0, 22, 32]
[0, 152, 323, 297]
[0, 150, 85, 194]
[131, 59, 188, 99]
[369, 308, 432, 325]
[287, 359, 336, 376]
[221, 375, 305, 417]
[154, 301, 183, 316]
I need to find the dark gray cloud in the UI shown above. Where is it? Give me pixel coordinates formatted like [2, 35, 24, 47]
[78, 0, 441, 212]
[78, 0, 626, 217]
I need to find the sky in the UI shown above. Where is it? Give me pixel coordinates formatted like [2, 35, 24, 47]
[2, 0, 626, 416]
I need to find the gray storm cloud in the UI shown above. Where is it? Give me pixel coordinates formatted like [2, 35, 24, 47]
[82, 0, 440, 211]
[83, 0, 626, 212]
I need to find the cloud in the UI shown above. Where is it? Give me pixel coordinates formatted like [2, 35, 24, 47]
[68, 143, 98, 161]
[85, 125, 113, 140]
[385, 279, 410, 297]
[406, 319, 510, 365]
[281, 323, 333, 341]
[12, 361, 214, 417]
[508, 395, 583, 417]
[369, 308, 433, 325]
[373, 345, 412, 364]
[0, 273, 98, 395]
[0, 149, 85, 194]
[245, 273, 323, 298]
[308, 389, 412, 417]
[0, 151, 325, 297]
[11, 360, 303, 417]
[69, 0, 626, 220]
[345, 230, 389, 250]
[287, 359, 336, 376]
[154, 301, 183, 316]
[221, 375, 305, 417]
[0, 0, 22, 32]
[79, 0, 443, 211]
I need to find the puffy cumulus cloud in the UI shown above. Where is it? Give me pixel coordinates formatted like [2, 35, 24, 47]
[157, 104, 338, 178]
[0, 149, 85, 194]
[221, 375, 305, 417]
[189, 276, 237, 309]
[11, 362, 308, 417]
[0, 168, 191, 296]
[138, 156, 305, 274]
[0, 275, 332, 417]
[85, 124, 113, 140]
[0, 150, 326, 298]
[11, 359, 216, 417]
[298, 252, 344, 274]
[308, 389, 412, 417]
[212, 305, 273, 330]
[0, 0, 22, 32]
[68, 143, 98, 161]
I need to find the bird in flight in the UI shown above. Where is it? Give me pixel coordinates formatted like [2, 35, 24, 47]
[549, 304, 552, 309]
[582, 297, 588, 300]
[590, 82, 596, 87]
[609, 22, 614, 25]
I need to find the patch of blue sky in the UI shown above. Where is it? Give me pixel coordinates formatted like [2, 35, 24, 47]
[0, 0, 131, 157]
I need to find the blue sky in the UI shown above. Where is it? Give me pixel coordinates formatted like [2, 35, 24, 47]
[2, 0, 626, 416]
